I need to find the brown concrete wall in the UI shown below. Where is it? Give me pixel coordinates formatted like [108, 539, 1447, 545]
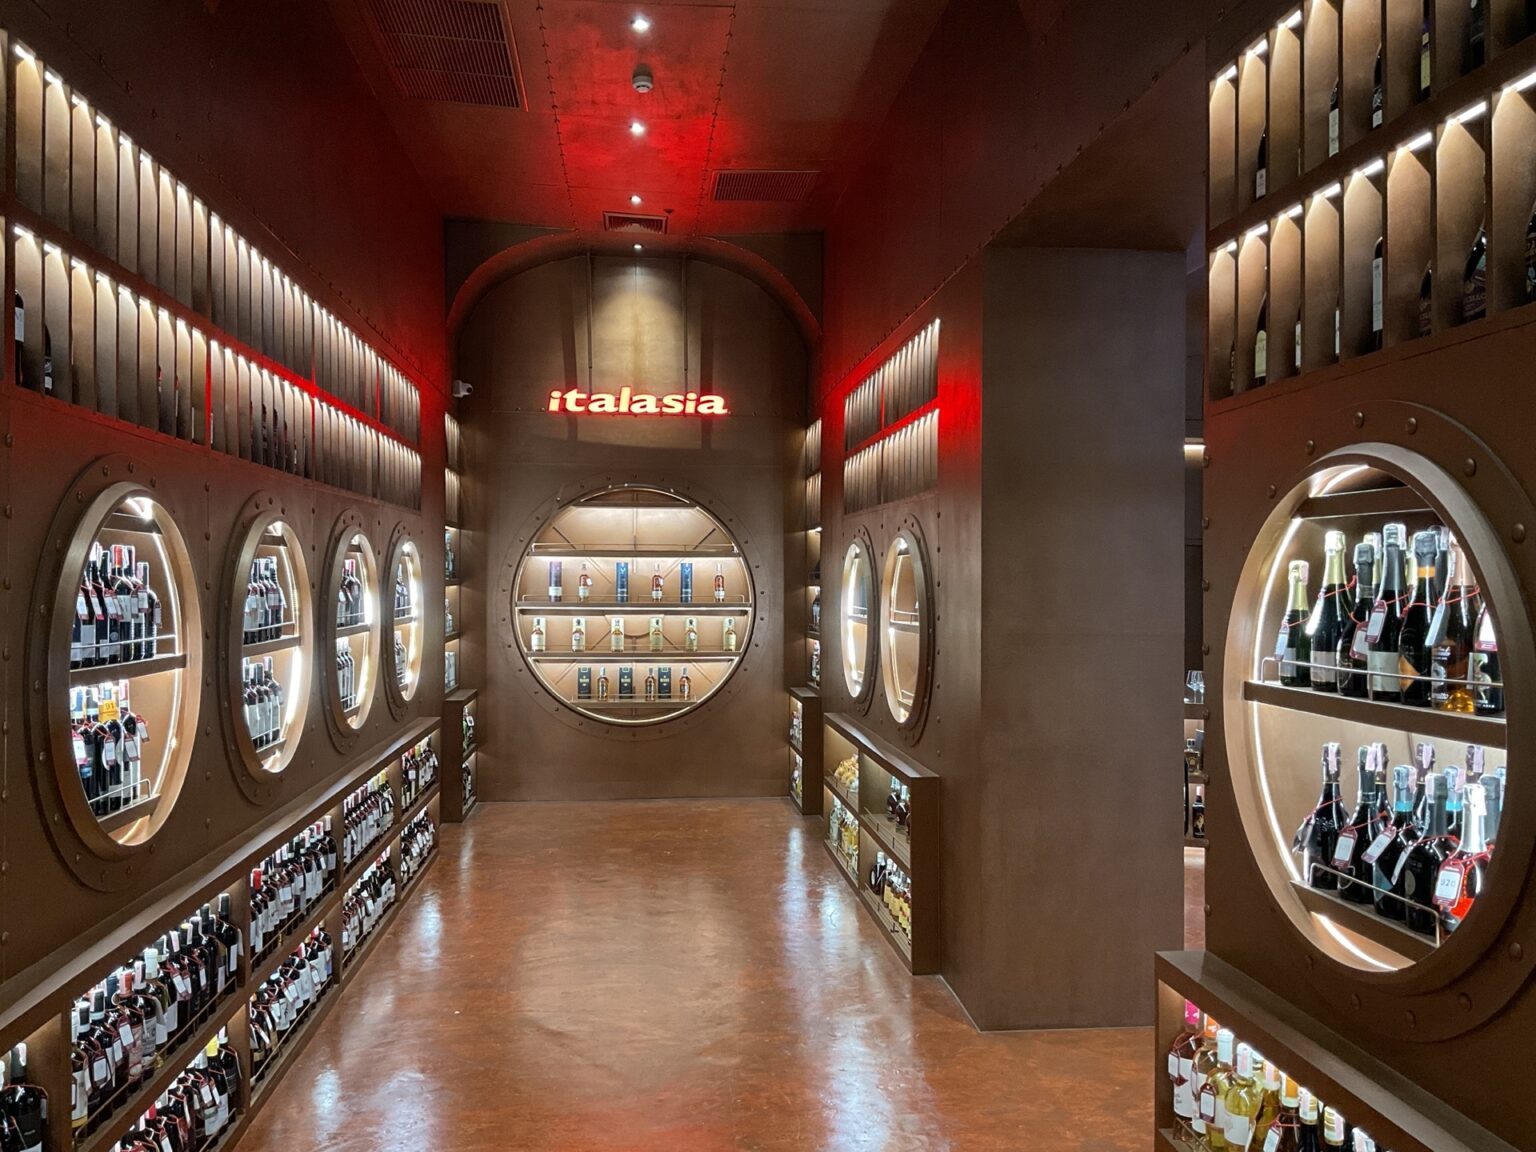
[452, 254, 808, 800]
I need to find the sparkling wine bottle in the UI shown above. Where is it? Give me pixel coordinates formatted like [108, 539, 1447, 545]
[1401, 771, 1452, 935]
[1366, 764, 1416, 920]
[1371, 44, 1384, 127]
[1398, 529, 1439, 706]
[1366, 523, 1408, 701]
[1276, 560, 1312, 687]
[1306, 530, 1351, 692]
[1435, 782, 1489, 932]
[1335, 743, 1387, 905]
[1338, 535, 1379, 698]
[1431, 538, 1481, 711]
[1295, 743, 1348, 890]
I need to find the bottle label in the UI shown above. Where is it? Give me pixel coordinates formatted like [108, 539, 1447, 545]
[1361, 828, 1395, 866]
[1365, 605, 1388, 643]
[1329, 109, 1340, 156]
[1263, 1130, 1281, 1152]
[1254, 329, 1267, 380]
[1367, 650, 1400, 694]
[1256, 169, 1267, 199]
[1310, 652, 1338, 686]
[1331, 829, 1357, 868]
[1226, 1115, 1252, 1148]
[1199, 1086, 1217, 1123]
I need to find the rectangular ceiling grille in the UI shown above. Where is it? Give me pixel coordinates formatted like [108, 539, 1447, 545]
[603, 212, 669, 235]
[366, 0, 522, 108]
[711, 170, 819, 202]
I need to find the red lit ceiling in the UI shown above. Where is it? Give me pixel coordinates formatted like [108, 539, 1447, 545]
[326, 0, 948, 233]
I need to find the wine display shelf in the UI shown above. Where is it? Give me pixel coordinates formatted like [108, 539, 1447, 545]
[820, 714, 939, 973]
[444, 413, 466, 713]
[2, 28, 422, 444]
[788, 686, 823, 817]
[1242, 677, 1506, 744]
[0, 717, 443, 1152]
[1208, 13, 1536, 402]
[440, 687, 479, 823]
[512, 485, 757, 727]
[1154, 951, 1520, 1152]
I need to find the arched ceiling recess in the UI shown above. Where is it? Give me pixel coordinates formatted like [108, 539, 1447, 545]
[447, 231, 821, 350]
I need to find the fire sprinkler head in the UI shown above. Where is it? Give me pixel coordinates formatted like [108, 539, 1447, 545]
[633, 64, 654, 94]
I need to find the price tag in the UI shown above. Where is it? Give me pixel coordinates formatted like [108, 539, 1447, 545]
[1426, 600, 1449, 648]
[91, 1056, 109, 1084]
[1350, 625, 1372, 661]
[1263, 1130, 1281, 1152]
[1434, 864, 1464, 909]
[76, 594, 90, 621]
[1273, 627, 1292, 660]
[1226, 1115, 1252, 1148]
[1199, 1087, 1217, 1123]
[1331, 831, 1357, 870]
[1364, 606, 1388, 644]
[118, 1023, 135, 1048]
[1361, 829, 1395, 866]
[173, 973, 190, 997]
[72, 734, 87, 764]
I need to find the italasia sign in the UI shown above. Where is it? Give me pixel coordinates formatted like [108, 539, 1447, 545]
[545, 387, 730, 416]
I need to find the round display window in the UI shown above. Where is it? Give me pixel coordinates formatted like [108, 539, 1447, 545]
[841, 539, 876, 701]
[1226, 453, 1522, 977]
[57, 488, 202, 846]
[232, 513, 310, 775]
[511, 485, 754, 725]
[880, 528, 931, 727]
[329, 528, 381, 731]
[389, 538, 425, 704]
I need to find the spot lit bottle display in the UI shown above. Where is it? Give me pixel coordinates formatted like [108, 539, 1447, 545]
[1255, 127, 1268, 200]
[648, 616, 664, 652]
[1418, 261, 1434, 338]
[609, 616, 624, 652]
[713, 562, 726, 603]
[1470, 600, 1503, 714]
[577, 561, 592, 602]
[1465, 0, 1486, 72]
[1365, 523, 1407, 702]
[1462, 222, 1488, 323]
[1275, 560, 1311, 687]
[1305, 530, 1350, 692]
[530, 617, 547, 653]
[571, 616, 586, 652]
[1371, 235, 1384, 350]
[1431, 537, 1481, 711]
[1420, 0, 1433, 99]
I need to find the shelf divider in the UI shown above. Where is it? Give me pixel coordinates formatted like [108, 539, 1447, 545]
[1241, 679, 1506, 746]
[1288, 880, 1436, 961]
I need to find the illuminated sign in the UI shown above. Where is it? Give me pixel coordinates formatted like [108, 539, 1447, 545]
[546, 387, 730, 416]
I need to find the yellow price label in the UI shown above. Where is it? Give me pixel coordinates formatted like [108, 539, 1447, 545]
[97, 699, 120, 723]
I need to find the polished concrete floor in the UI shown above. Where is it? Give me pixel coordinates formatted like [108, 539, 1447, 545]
[237, 800, 1181, 1152]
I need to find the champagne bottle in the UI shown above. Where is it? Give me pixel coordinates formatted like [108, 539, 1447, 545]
[1328, 79, 1341, 156]
[1256, 128, 1269, 200]
[1254, 293, 1269, 386]
[1443, 766, 1465, 841]
[1338, 535, 1379, 697]
[1306, 530, 1351, 691]
[1296, 743, 1348, 889]
[1366, 523, 1408, 701]
[1367, 764, 1416, 919]
[1470, 601, 1502, 714]
[1335, 743, 1387, 904]
[1462, 223, 1488, 322]
[1277, 560, 1312, 687]
[1485, 772, 1504, 847]
[1418, 262, 1433, 337]
[1401, 771, 1452, 935]
[1371, 43, 1385, 127]
[1398, 529, 1439, 705]
[1371, 235, 1384, 350]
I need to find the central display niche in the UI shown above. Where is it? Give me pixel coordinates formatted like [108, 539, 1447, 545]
[512, 485, 756, 725]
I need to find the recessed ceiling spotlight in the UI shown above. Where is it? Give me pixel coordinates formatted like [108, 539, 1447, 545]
[630, 120, 646, 136]
[630, 194, 643, 205]
[634, 243, 644, 252]
[632, 14, 651, 33]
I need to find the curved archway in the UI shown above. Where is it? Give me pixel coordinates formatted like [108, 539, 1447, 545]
[446, 231, 821, 350]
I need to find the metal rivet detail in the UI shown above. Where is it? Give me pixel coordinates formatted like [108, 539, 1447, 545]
[1305, 440, 1315, 455]
[1511, 942, 1524, 961]
[1350, 993, 1362, 1009]
[1405, 417, 1418, 433]
[1267, 485, 1277, 498]
[1353, 411, 1365, 427]
[1459, 993, 1472, 1011]
[1465, 458, 1477, 476]
[1514, 525, 1527, 544]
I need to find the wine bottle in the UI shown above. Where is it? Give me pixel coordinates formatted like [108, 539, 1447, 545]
[571, 617, 586, 652]
[1484, 772, 1504, 846]
[1366, 764, 1416, 919]
[1256, 128, 1269, 200]
[1328, 79, 1341, 157]
[530, 617, 546, 653]
[1418, 262, 1433, 338]
[1462, 223, 1488, 322]
[1306, 530, 1351, 691]
[1167, 1001, 1204, 1127]
[1254, 293, 1269, 387]
[1251, 1059, 1284, 1145]
[1189, 1016, 1223, 1145]
[1221, 1044, 1265, 1152]
[1296, 1089, 1323, 1152]
[1371, 43, 1385, 128]
[1466, 0, 1486, 72]
[1294, 308, 1303, 372]
[1443, 766, 1465, 841]
[1197, 1029, 1237, 1152]
[1398, 529, 1439, 705]
[1366, 523, 1408, 701]
[1470, 601, 1503, 714]
[1322, 1107, 1348, 1152]
[1434, 780, 1486, 930]
[1400, 770, 1452, 935]
[1371, 235, 1385, 350]
[1421, 0, 1433, 99]
[1276, 560, 1312, 687]
[1335, 743, 1387, 904]
[1526, 195, 1536, 301]
[1262, 1075, 1304, 1152]
[1296, 743, 1348, 889]
[1338, 534, 1379, 698]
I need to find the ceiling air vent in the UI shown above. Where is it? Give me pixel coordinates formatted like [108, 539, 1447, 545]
[603, 212, 669, 235]
[364, 0, 523, 109]
[710, 170, 819, 202]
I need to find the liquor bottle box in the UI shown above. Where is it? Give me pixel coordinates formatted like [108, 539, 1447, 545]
[680, 561, 694, 603]
[619, 666, 634, 700]
[658, 667, 672, 699]
[615, 562, 630, 604]
[577, 666, 592, 700]
[548, 560, 563, 603]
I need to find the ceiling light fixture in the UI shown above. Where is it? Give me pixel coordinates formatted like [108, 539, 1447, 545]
[630, 194, 643, 206]
[632, 14, 651, 33]
[630, 120, 646, 136]
[634, 243, 644, 252]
